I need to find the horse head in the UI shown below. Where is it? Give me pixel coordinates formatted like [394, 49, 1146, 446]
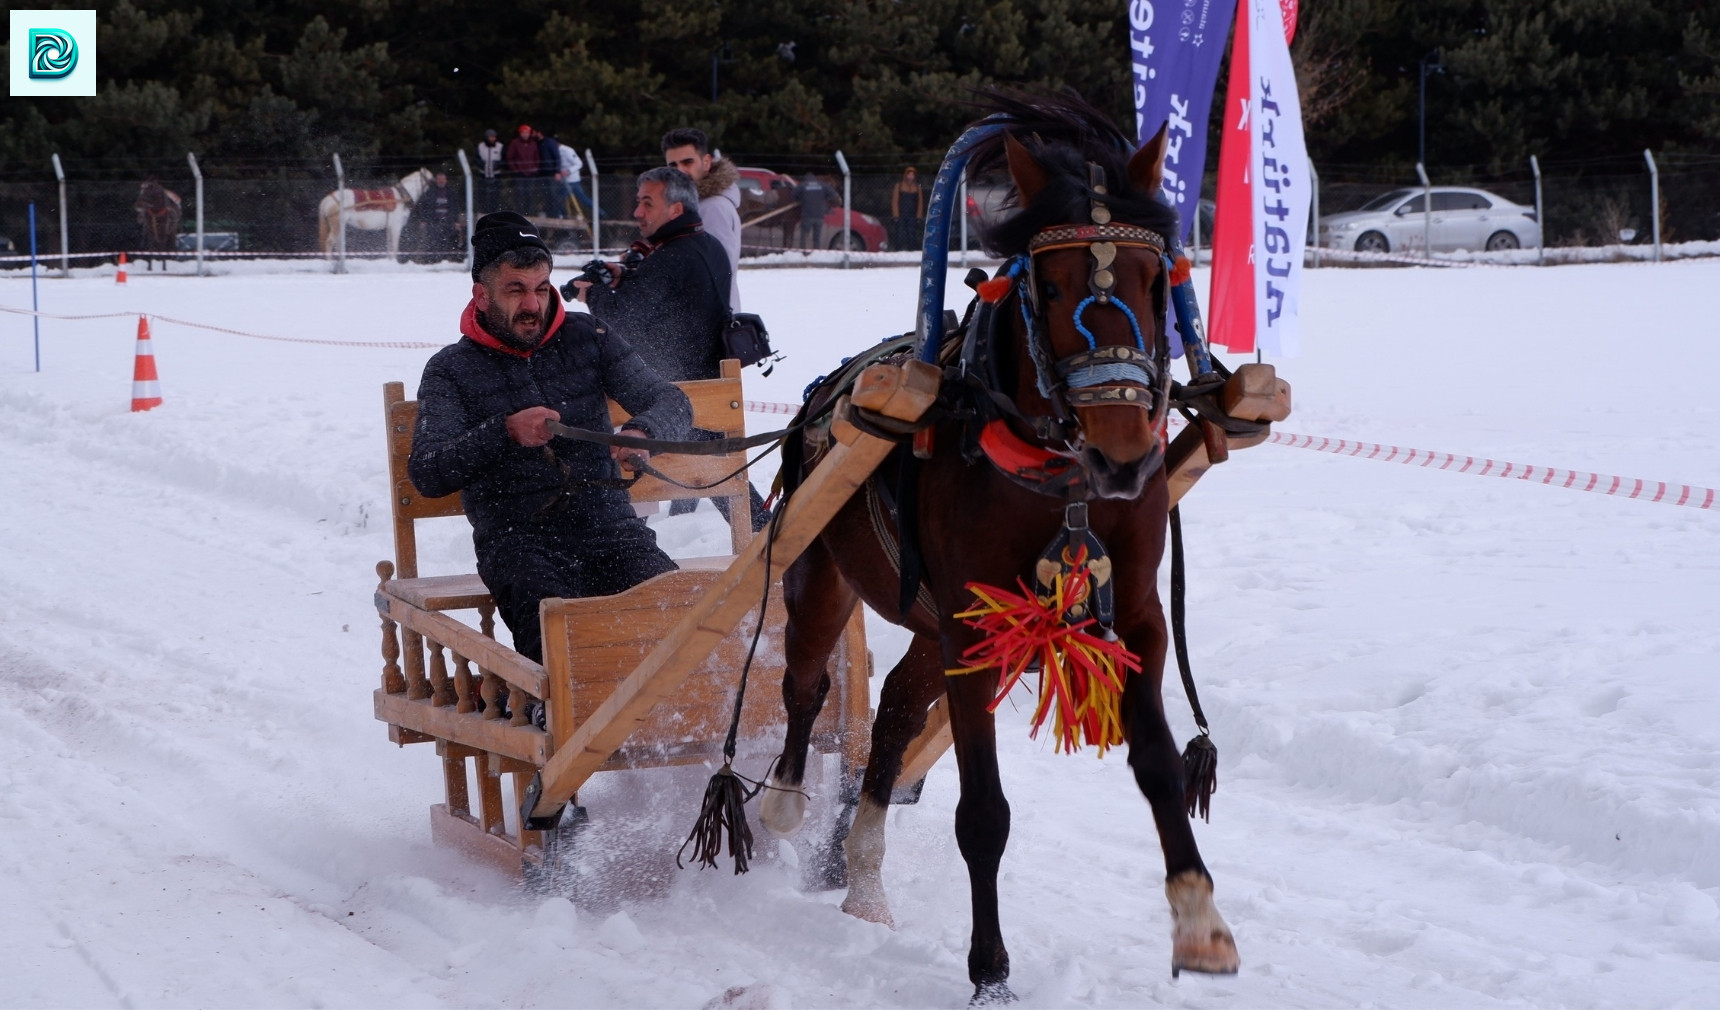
[402, 167, 435, 198]
[977, 113, 1177, 500]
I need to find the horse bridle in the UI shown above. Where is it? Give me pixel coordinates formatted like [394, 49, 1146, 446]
[1005, 166, 1173, 432]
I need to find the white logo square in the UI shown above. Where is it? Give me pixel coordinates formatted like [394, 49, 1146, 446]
[10, 9, 97, 97]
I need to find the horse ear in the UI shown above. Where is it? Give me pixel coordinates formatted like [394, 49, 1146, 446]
[1129, 122, 1169, 197]
[1005, 134, 1050, 206]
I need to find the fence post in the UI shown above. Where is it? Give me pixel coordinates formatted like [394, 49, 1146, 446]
[29, 203, 40, 371]
[585, 149, 600, 257]
[1415, 161, 1432, 260]
[834, 149, 851, 268]
[1530, 154, 1544, 266]
[1308, 160, 1320, 269]
[456, 148, 475, 273]
[1643, 148, 1661, 262]
[187, 152, 205, 276]
[50, 153, 69, 277]
[332, 153, 347, 274]
[959, 176, 970, 267]
[1190, 192, 1201, 263]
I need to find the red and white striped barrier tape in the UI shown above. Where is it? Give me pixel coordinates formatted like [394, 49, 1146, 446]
[1263, 430, 1716, 510]
[743, 399, 801, 416]
[737, 399, 1714, 511]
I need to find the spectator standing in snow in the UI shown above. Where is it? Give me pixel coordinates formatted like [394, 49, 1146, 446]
[792, 174, 833, 250]
[662, 127, 742, 310]
[476, 129, 504, 212]
[407, 213, 691, 663]
[890, 166, 925, 253]
[537, 128, 563, 218]
[416, 171, 461, 261]
[504, 124, 540, 213]
[558, 140, 591, 220]
[571, 168, 767, 529]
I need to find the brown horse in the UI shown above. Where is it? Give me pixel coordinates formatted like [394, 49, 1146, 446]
[759, 93, 1239, 1002]
[134, 180, 182, 271]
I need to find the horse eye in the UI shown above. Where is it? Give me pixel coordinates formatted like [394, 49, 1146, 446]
[1042, 280, 1061, 301]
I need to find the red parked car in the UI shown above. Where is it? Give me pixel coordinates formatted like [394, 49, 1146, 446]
[734, 167, 890, 253]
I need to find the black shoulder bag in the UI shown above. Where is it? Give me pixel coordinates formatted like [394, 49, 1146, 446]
[697, 246, 783, 376]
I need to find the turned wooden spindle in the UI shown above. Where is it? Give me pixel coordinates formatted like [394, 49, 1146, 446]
[479, 670, 502, 720]
[427, 641, 454, 707]
[376, 561, 406, 694]
[478, 602, 496, 639]
[403, 627, 432, 701]
[452, 652, 475, 713]
[510, 688, 533, 728]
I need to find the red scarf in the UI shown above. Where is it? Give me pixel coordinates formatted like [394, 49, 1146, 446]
[459, 292, 566, 358]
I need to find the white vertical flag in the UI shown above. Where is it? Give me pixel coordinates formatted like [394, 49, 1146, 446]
[1246, 0, 1309, 356]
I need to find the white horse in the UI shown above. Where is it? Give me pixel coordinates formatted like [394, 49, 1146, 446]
[318, 167, 433, 262]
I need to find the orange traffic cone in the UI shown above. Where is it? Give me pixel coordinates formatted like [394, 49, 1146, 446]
[131, 316, 162, 412]
[116, 252, 128, 285]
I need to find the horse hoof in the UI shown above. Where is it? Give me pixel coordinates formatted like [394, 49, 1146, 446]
[970, 981, 1017, 1005]
[1166, 869, 1240, 976]
[758, 776, 807, 838]
[839, 885, 895, 928]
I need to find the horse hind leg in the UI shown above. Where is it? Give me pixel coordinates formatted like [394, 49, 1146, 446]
[839, 631, 944, 927]
[759, 539, 854, 839]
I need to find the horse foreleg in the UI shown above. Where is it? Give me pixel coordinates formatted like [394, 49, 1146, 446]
[839, 632, 944, 926]
[944, 663, 1013, 1003]
[761, 540, 854, 838]
[1120, 606, 1239, 977]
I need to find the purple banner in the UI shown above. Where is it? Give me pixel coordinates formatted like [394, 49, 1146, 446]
[1128, 0, 1236, 242]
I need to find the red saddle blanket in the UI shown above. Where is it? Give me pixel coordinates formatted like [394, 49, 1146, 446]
[349, 188, 399, 211]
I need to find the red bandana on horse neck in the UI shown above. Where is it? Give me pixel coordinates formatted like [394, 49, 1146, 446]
[459, 293, 566, 358]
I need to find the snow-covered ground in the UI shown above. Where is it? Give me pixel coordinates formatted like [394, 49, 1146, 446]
[2, 258, 1717, 1008]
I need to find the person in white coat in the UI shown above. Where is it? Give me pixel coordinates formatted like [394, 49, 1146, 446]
[662, 128, 742, 310]
[557, 141, 591, 219]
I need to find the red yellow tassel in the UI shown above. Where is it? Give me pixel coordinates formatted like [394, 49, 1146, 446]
[949, 559, 1140, 756]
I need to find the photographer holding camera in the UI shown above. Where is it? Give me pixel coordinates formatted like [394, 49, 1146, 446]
[569, 167, 730, 384]
[568, 167, 767, 528]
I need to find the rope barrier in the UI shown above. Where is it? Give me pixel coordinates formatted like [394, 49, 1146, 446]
[8, 301, 1709, 511]
[0, 304, 444, 349]
[1262, 429, 1716, 510]
[735, 398, 1714, 511]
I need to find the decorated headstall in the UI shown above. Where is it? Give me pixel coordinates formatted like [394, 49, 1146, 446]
[983, 164, 1173, 428]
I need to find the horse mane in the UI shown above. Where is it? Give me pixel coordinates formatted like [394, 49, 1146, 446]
[961, 89, 1180, 257]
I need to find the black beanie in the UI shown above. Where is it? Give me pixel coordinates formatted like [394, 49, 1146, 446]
[471, 211, 552, 281]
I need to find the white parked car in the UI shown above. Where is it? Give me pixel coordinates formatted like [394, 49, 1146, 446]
[1320, 187, 1541, 254]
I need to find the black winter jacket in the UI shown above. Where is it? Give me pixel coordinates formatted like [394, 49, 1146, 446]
[584, 211, 732, 382]
[408, 294, 692, 541]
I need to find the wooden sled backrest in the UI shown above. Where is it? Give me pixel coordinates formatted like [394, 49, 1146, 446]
[384, 359, 753, 579]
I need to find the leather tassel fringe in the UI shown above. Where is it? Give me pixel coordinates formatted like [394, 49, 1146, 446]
[1181, 732, 1218, 822]
[678, 764, 756, 874]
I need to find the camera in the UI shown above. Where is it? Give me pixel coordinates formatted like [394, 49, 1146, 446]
[560, 258, 613, 300]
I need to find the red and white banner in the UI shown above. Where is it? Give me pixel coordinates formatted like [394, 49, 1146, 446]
[1209, 0, 1308, 357]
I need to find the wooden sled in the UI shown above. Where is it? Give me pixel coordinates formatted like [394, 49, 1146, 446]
[371, 359, 924, 876]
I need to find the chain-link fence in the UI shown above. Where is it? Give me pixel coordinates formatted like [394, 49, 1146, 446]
[4, 150, 1715, 271]
[1310, 153, 1720, 261]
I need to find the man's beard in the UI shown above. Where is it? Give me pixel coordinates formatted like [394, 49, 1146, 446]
[478, 304, 547, 351]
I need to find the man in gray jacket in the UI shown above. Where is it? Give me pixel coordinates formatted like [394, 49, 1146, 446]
[662, 128, 742, 310]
